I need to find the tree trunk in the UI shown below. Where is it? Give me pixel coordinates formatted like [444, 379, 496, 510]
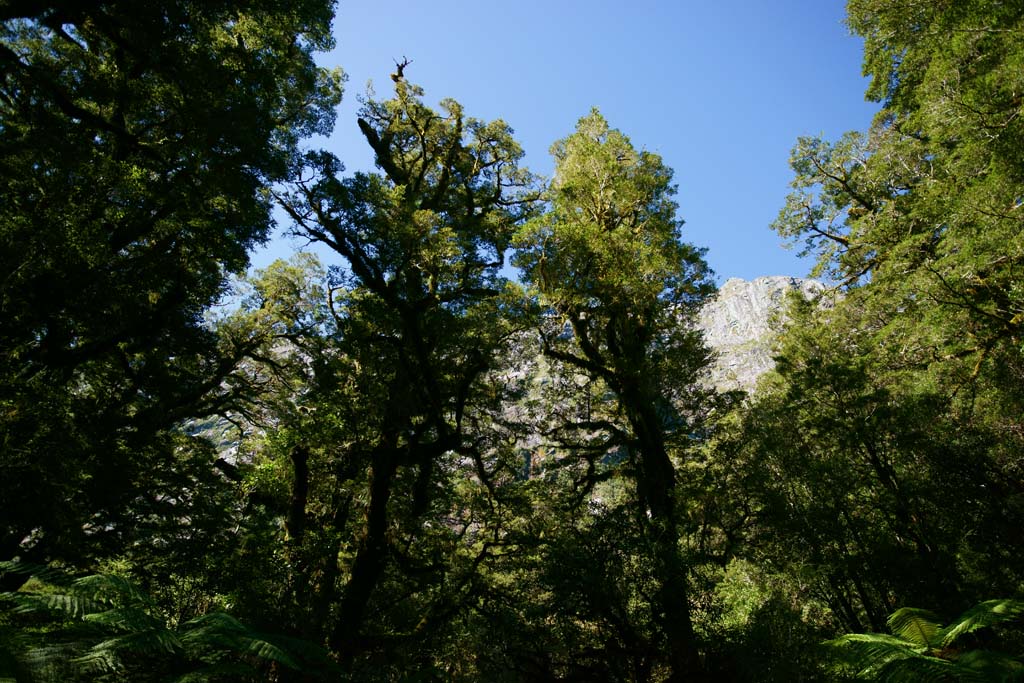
[285, 444, 310, 543]
[331, 441, 398, 660]
[623, 385, 706, 682]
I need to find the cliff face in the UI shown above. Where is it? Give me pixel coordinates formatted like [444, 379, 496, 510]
[698, 276, 825, 394]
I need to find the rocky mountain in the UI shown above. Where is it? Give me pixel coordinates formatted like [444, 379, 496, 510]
[698, 276, 825, 394]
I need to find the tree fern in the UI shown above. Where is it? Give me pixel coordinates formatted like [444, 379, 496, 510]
[887, 608, 942, 649]
[0, 562, 339, 681]
[825, 599, 1024, 681]
[940, 600, 1024, 648]
[179, 612, 302, 670]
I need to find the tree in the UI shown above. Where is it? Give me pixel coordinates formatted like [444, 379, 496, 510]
[0, 2, 342, 566]
[760, 0, 1024, 633]
[722, 292, 1011, 633]
[275, 77, 537, 671]
[773, 0, 1024, 407]
[514, 109, 717, 681]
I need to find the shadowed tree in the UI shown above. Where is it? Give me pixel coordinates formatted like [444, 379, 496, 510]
[0, 1, 342, 567]
[275, 77, 537, 671]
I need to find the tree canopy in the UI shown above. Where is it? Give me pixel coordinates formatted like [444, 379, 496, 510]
[2, 1, 1023, 681]
[0, 0, 342, 565]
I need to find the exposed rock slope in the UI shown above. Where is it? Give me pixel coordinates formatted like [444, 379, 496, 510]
[698, 276, 825, 393]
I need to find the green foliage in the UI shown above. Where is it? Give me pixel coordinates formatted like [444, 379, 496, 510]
[517, 108, 710, 311]
[514, 108, 721, 679]
[0, 0, 342, 565]
[694, 559, 834, 681]
[773, 0, 1024, 398]
[826, 599, 1024, 681]
[250, 77, 542, 674]
[742, 2, 1024, 657]
[0, 562, 337, 682]
[3, 0, 1023, 679]
[887, 608, 941, 647]
[940, 600, 1024, 648]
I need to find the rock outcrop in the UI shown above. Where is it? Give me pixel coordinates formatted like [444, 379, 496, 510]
[698, 276, 825, 393]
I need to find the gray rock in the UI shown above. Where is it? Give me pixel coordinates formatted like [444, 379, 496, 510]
[698, 276, 825, 394]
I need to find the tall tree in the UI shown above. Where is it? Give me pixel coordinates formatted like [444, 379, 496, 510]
[0, 2, 342, 566]
[745, 0, 1024, 644]
[724, 294, 1003, 632]
[276, 76, 536, 671]
[773, 0, 1024, 405]
[515, 110, 717, 681]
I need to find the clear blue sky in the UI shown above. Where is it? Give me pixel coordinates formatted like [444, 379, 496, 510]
[254, 0, 878, 283]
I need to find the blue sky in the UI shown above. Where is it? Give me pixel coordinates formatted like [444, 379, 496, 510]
[255, 0, 879, 283]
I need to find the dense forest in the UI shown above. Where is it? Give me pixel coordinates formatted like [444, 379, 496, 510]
[2, 1, 1023, 681]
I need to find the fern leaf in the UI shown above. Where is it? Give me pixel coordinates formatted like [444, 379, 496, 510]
[85, 627, 184, 657]
[940, 599, 1024, 647]
[72, 574, 155, 607]
[0, 624, 32, 683]
[180, 611, 300, 667]
[71, 647, 121, 675]
[20, 643, 84, 681]
[887, 607, 942, 647]
[237, 635, 301, 669]
[874, 654, 961, 683]
[84, 606, 164, 633]
[825, 632, 927, 678]
[179, 612, 333, 672]
[7, 591, 102, 620]
[254, 631, 341, 672]
[0, 562, 73, 588]
[954, 649, 1024, 682]
[180, 610, 246, 635]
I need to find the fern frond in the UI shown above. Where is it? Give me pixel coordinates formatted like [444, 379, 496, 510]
[66, 627, 184, 677]
[955, 649, 1024, 683]
[180, 610, 247, 637]
[254, 631, 341, 671]
[71, 647, 121, 675]
[2, 566, 158, 624]
[940, 599, 1024, 647]
[0, 562, 72, 588]
[825, 632, 927, 678]
[3, 566, 334, 680]
[181, 612, 300, 669]
[238, 636, 302, 669]
[19, 643, 83, 682]
[825, 631, 965, 681]
[7, 591, 102, 620]
[0, 624, 33, 683]
[180, 612, 337, 673]
[72, 574, 155, 607]
[85, 627, 184, 657]
[887, 607, 942, 647]
[188, 614, 301, 667]
[873, 654, 960, 682]
[84, 606, 164, 633]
